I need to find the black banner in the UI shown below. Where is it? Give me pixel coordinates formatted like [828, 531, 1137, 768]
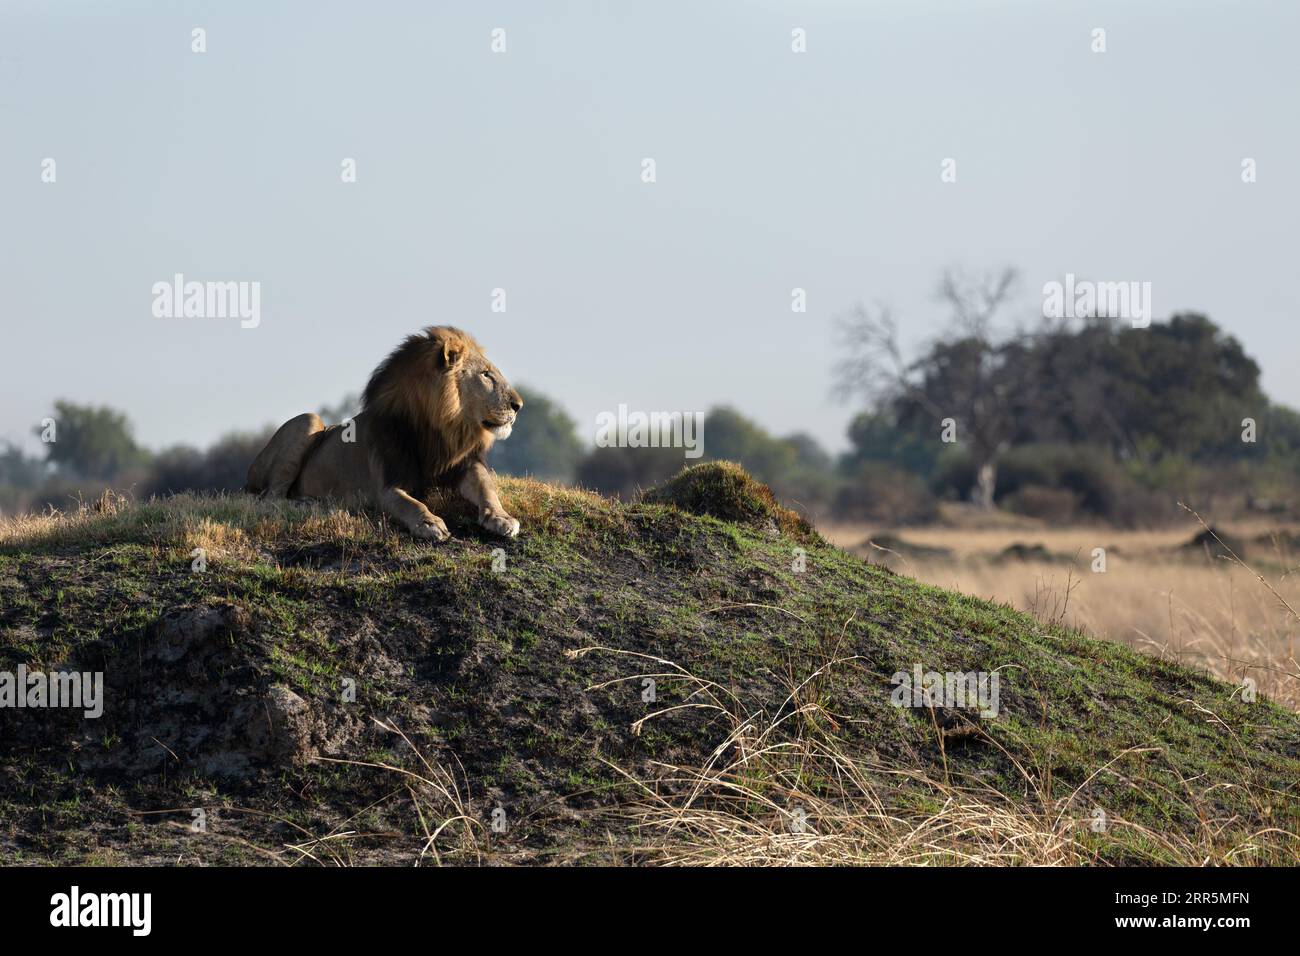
[0, 866, 1274, 941]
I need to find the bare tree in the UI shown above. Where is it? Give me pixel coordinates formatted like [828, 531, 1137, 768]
[835, 266, 1021, 509]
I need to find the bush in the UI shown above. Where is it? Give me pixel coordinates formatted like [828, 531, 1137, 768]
[575, 446, 686, 500]
[836, 462, 938, 525]
[35, 401, 149, 481]
[929, 444, 1184, 525]
[141, 429, 274, 497]
[1002, 485, 1080, 523]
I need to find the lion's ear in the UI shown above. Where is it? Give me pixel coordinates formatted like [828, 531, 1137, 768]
[427, 327, 466, 370]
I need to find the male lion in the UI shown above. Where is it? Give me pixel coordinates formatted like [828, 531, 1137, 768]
[246, 326, 523, 541]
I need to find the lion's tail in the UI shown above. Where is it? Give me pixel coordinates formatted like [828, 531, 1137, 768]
[246, 413, 327, 498]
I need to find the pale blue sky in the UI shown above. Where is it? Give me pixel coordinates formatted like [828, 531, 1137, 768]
[2, 0, 1296, 456]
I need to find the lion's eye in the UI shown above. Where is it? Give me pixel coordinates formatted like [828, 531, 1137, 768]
[481, 371, 494, 384]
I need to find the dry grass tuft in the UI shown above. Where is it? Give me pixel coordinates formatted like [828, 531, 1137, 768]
[580, 648, 1294, 866]
[3, 491, 426, 552]
[309, 718, 486, 866]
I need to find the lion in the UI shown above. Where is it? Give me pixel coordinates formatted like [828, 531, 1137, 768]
[246, 326, 523, 541]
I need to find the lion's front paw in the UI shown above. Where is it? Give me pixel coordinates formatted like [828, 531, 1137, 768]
[411, 515, 452, 542]
[481, 512, 520, 539]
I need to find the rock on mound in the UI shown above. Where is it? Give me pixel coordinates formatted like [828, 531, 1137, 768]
[2, 601, 361, 780]
[1181, 527, 1246, 561]
[998, 542, 1059, 563]
[641, 461, 819, 543]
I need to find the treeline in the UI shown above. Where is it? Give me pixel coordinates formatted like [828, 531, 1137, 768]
[0, 392, 837, 519]
[508, 310, 1300, 525]
[0, 399, 275, 515]
[3, 311, 1297, 526]
[832, 310, 1300, 525]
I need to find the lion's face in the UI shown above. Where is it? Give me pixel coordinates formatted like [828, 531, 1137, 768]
[364, 326, 523, 457]
[457, 353, 523, 441]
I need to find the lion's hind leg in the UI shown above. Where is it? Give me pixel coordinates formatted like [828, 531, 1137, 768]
[246, 413, 326, 498]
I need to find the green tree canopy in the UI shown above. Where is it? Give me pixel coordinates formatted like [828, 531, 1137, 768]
[35, 400, 148, 480]
[0, 442, 49, 489]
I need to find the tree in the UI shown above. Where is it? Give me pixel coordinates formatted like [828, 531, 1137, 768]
[1106, 313, 1264, 460]
[35, 401, 148, 480]
[699, 407, 836, 511]
[784, 432, 833, 474]
[702, 407, 798, 480]
[1012, 314, 1128, 451]
[142, 428, 274, 497]
[1018, 312, 1265, 462]
[837, 267, 1022, 509]
[0, 441, 49, 489]
[572, 406, 837, 510]
[488, 386, 585, 482]
[575, 446, 683, 499]
[841, 411, 941, 478]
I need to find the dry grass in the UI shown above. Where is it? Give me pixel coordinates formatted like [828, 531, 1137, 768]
[263, 648, 1290, 867]
[580, 648, 1286, 866]
[821, 515, 1298, 558]
[309, 718, 487, 866]
[824, 516, 1300, 710]
[134, 717, 491, 867]
[0, 477, 603, 557]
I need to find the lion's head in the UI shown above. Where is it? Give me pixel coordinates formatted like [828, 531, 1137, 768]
[452, 336, 524, 442]
[361, 326, 522, 485]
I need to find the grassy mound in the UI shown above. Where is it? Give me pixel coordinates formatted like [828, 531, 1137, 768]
[641, 461, 820, 543]
[0, 471, 1297, 865]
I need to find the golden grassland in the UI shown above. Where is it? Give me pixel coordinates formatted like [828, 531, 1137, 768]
[822, 512, 1300, 710]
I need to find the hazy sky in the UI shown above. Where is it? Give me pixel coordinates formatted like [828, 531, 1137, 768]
[2, 0, 1297, 458]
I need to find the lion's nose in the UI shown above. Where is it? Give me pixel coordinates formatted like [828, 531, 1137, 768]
[509, 395, 523, 412]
